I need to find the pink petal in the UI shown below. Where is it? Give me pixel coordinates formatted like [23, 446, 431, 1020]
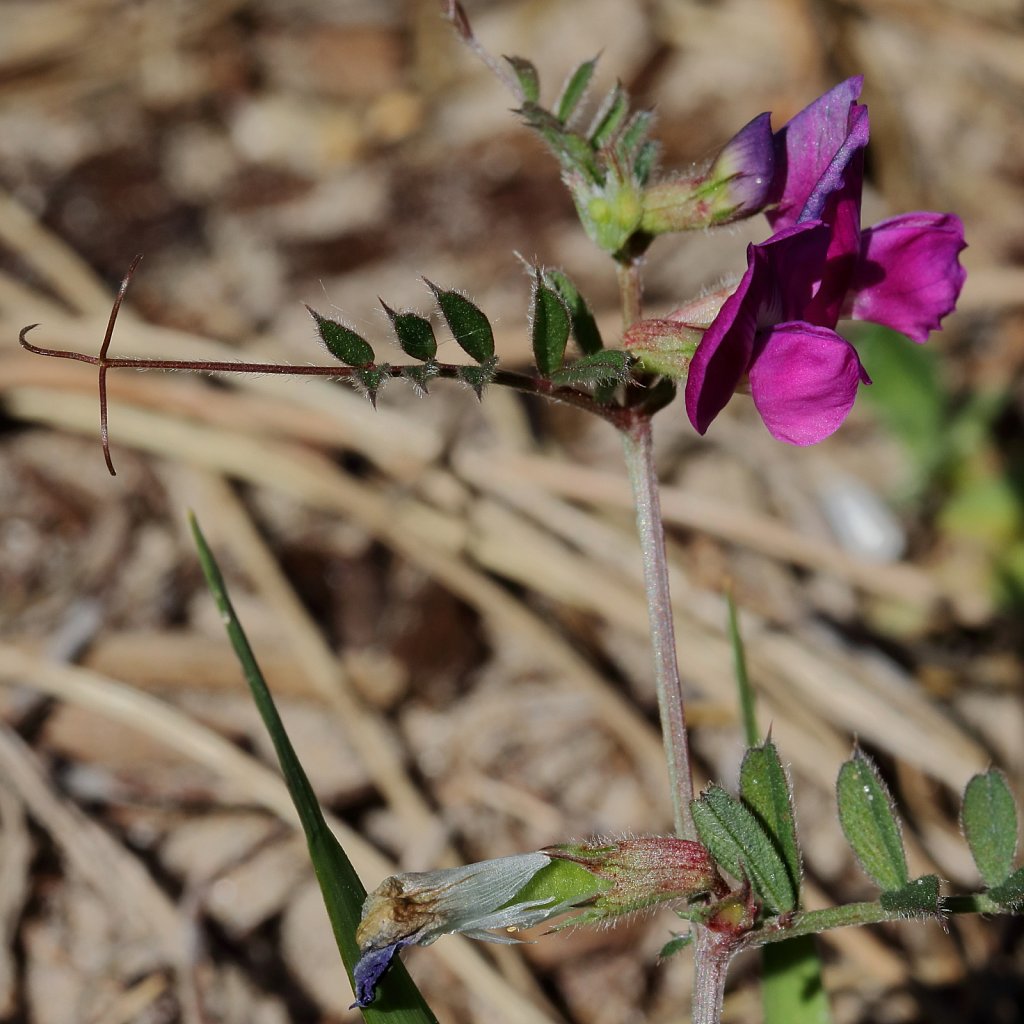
[749, 322, 870, 445]
[844, 213, 968, 342]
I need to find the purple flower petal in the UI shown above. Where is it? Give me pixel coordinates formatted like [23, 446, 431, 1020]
[768, 77, 864, 231]
[761, 221, 833, 322]
[844, 212, 967, 342]
[798, 104, 869, 326]
[684, 246, 762, 434]
[685, 223, 830, 435]
[749, 322, 870, 445]
[797, 104, 869, 226]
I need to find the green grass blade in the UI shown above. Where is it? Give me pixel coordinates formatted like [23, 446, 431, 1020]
[762, 936, 831, 1024]
[726, 591, 757, 747]
[190, 513, 438, 1023]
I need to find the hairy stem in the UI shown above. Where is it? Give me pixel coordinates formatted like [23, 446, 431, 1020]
[616, 256, 644, 328]
[743, 892, 1016, 949]
[691, 929, 734, 1024]
[621, 413, 695, 839]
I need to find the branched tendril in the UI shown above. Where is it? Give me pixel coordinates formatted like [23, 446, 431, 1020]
[19, 257, 635, 476]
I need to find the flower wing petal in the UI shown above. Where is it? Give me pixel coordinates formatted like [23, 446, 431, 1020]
[686, 223, 831, 435]
[750, 322, 870, 445]
[684, 247, 762, 434]
[844, 212, 967, 342]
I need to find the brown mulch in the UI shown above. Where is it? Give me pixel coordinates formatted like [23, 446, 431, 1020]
[1, 1, 1022, 1022]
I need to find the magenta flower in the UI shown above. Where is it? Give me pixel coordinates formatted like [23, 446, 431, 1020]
[685, 78, 967, 445]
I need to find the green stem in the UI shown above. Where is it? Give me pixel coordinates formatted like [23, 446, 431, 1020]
[621, 413, 695, 839]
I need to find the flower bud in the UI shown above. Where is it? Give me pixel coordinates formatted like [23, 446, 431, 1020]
[640, 113, 774, 234]
[545, 836, 721, 921]
[622, 318, 703, 379]
[705, 883, 759, 937]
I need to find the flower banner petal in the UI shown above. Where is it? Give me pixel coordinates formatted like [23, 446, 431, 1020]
[749, 322, 870, 445]
[844, 212, 967, 343]
[767, 77, 864, 230]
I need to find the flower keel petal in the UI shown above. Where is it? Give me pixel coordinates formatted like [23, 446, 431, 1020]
[750, 322, 869, 445]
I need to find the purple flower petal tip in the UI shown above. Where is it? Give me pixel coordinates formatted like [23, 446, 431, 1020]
[712, 112, 775, 215]
[769, 77, 867, 230]
[351, 942, 404, 1009]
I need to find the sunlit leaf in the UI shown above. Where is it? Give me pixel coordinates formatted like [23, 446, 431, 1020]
[692, 785, 796, 913]
[836, 750, 907, 892]
[962, 769, 1018, 887]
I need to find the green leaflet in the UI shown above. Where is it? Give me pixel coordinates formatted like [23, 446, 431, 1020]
[541, 268, 603, 355]
[588, 83, 629, 148]
[425, 281, 494, 363]
[961, 768, 1019, 888]
[988, 866, 1024, 909]
[504, 55, 540, 104]
[382, 301, 437, 362]
[549, 349, 630, 389]
[530, 271, 571, 375]
[555, 58, 597, 124]
[692, 785, 796, 914]
[836, 750, 908, 892]
[307, 305, 375, 368]
[740, 742, 802, 904]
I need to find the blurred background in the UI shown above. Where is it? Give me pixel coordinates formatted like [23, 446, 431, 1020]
[1, 0, 1022, 1021]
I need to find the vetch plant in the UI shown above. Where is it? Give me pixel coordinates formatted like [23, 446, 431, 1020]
[20, 4, 1018, 1024]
